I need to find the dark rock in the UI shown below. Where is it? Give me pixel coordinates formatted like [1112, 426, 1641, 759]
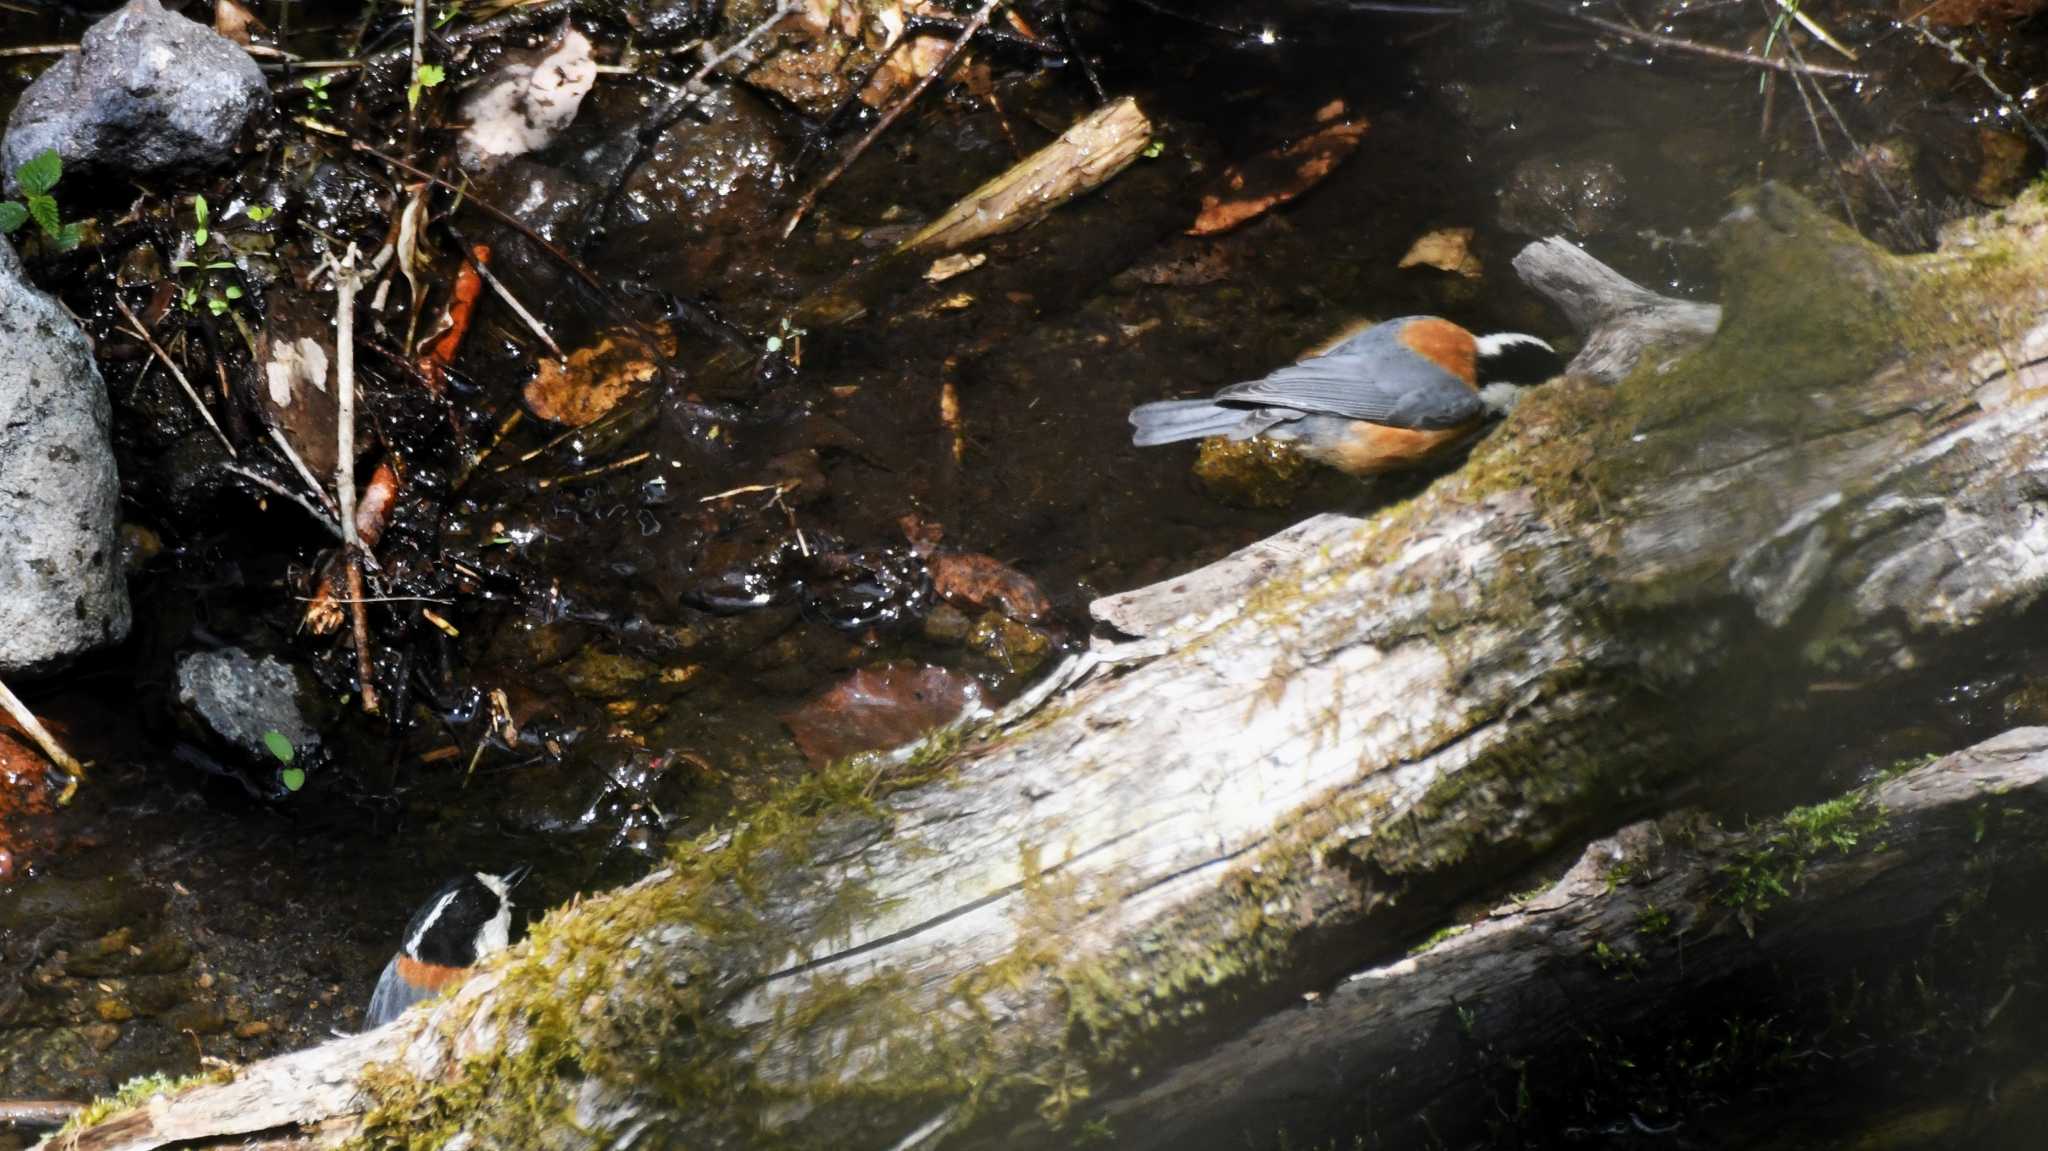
[602, 86, 790, 288]
[1, 0, 271, 191]
[0, 237, 128, 673]
[1497, 155, 1630, 239]
[174, 648, 321, 769]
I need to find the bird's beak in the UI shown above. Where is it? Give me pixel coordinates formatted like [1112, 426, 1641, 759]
[500, 863, 533, 889]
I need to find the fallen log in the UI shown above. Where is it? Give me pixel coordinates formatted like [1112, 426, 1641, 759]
[1084, 726, 2048, 1149]
[48, 185, 2048, 1151]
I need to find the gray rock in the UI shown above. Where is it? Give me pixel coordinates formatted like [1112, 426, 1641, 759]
[0, 237, 128, 672]
[175, 648, 320, 762]
[1, 0, 271, 191]
[1497, 155, 1630, 240]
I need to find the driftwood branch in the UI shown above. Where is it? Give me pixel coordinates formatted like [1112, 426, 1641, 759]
[47, 185, 2048, 1150]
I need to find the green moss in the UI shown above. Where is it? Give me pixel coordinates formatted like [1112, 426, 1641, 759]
[58, 1069, 236, 1136]
[1409, 922, 1473, 956]
[1719, 793, 1890, 921]
[1191, 435, 1315, 508]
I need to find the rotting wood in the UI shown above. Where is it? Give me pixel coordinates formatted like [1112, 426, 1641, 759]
[45, 185, 2048, 1151]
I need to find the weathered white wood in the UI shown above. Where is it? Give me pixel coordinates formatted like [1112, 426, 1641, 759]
[1079, 726, 2048, 1149]
[48, 187, 2048, 1151]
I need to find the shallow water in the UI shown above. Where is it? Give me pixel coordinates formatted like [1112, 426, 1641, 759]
[2, 0, 2047, 1141]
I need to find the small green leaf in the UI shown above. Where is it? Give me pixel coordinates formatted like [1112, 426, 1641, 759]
[27, 193, 58, 236]
[0, 201, 25, 234]
[207, 296, 228, 315]
[247, 205, 274, 222]
[193, 226, 209, 247]
[407, 82, 422, 110]
[181, 285, 197, 309]
[171, 258, 197, 269]
[280, 766, 306, 792]
[193, 194, 208, 226]
[53, 222, 81, 251]
[417, 63, 445, 87]
[262, 729, 296, 764]
[223, 284, 243, 300]
[204, 260, 234, 269]
[1141, 140, 1165, 159]
[15, 148, 60, 197]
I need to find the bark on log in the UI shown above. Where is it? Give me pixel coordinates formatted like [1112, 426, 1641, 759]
[46, 186, 2048, 1151]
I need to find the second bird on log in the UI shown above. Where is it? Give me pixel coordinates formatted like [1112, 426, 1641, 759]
[1129, 316, 1564, 475]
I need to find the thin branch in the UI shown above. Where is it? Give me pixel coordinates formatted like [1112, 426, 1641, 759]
[111, 297, 238, 460]
[1518, 0, 1868, 78]
[783, 0, 1009, 238]
[445, 223, 566, 360]
[1908, 18, 2048, 155]
[0, 676, 85, 804]
[224, 463, 347, 539]
[682, 0, 803, 91]
[267, 425, 342, 518]
[331, 246, 381, 716]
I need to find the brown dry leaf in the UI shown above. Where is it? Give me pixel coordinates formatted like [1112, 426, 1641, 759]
[524, 330, 670, 428]
[255, 289, 339, 479]
[782, 664, 984, 765]
[930, 552, 1052, 623]
[1189, 106, 1370, 236]
[925, 252, 986, 283]
[1398, 227, 1483, 278]
[213, 0, 265, 44]
[901, 97, 1154, 253]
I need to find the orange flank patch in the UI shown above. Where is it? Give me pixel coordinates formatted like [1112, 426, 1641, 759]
[1310, 420, 1480, 476]
[1395, 317, 1479, 386]
[396, 955, 471, 993]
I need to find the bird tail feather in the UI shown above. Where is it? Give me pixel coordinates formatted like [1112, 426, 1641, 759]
[1129, 399, 1252, 446]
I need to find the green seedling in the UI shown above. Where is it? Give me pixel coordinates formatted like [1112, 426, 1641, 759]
[192, 194, 210, 247]
[409, 63, 445, 110]
[0, 148, 82, 250]
[302, 72, 334, 112]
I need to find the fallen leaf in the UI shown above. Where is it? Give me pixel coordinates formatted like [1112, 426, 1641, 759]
[1398, 227, 1483, 278]
[1189, 108, 1370, 236]
[524, 333, 665, 427]
[783, 664, 984, 764]
[929, 552, 1052, 623]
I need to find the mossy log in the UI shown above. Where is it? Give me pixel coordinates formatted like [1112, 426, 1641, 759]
[48, 186, 2048, 1151]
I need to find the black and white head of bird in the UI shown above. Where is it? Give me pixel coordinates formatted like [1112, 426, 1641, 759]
[1473, 332, 1566, 416]
[364, 866, 529, 1029]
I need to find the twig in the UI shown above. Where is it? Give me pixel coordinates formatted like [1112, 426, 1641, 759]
[331, 246, 381, 716]
[1908, 19, 2048, 156]
[349, 141, 658, 342]
[1519, 0, 1867, 78]
[0, 1099, 82, 1130]
[783, 0, 1008, 238]
[0, 43, 76, 56]
[224, 463, 346, 538]
[268, 426, 342, 518]
[1770, 0, 1856, 61]
[112, 297, 238, 460]
[682, 0, 803, 91]
[0, 676, 85, 804]
[445, 224, 566, 359]
[537, 450, 653, 489]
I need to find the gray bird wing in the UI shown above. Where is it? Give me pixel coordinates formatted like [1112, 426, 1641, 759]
[1214, 320, 1483, 431]
[364, 955, 442, 1030]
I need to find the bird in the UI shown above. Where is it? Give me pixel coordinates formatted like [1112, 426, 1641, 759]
[1129, 316, 1564, 475]
[364, 865, 530, 1029]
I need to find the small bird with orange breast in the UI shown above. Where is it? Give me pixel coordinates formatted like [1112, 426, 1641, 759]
[363, 866, 529, 1029]
[1129, 316, 1562, 475]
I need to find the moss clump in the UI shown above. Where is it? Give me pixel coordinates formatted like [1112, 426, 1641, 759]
[1719, 793, 1889, 920]
[1191, 435, 1315, 508]
[58, 1069, 236, 1136]
[1606, 185, 1901, 455]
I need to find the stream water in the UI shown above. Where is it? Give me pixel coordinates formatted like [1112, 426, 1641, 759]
[2, 0, 2047, 1144]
